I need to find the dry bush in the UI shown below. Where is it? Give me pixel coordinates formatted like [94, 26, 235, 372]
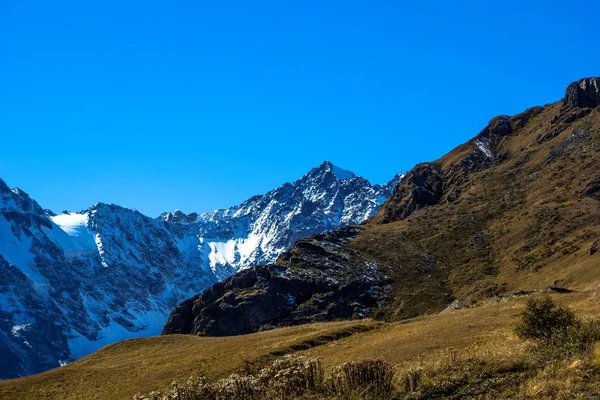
[258, 355, 325, 397]
[492, 356, 600, 400]
[135, 355, 328, 400]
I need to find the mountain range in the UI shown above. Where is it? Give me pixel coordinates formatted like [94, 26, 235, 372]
[0, 161, 401, 379]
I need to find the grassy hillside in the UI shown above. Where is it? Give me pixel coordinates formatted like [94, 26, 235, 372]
[2, 290, 600, 399]
[0, 320, 379, 400]
[350, 101, 600, 320]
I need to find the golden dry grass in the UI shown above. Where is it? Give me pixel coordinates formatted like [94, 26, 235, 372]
[0, 320, 377, 400]
[3, 291, 600, 399]
[352, 104, 600, 321]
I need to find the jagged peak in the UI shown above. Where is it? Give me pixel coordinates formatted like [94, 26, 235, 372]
[159, 161, 397, 220]
[312, 160, 357, 181]
[159, 209, 199, 224]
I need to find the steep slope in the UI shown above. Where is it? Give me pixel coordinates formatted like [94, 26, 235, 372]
[164, 77, 600, 336]
[0, 162, 399, 379]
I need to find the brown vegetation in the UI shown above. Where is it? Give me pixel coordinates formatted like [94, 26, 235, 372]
[4, 291, 600, 399]
[136, 296, 600, 399]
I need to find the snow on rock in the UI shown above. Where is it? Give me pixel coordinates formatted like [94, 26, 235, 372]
[45, 213, 97, 256]
[475, 139, 493, 159]
[163, 161, 404, 273]
[50, 213, 89, 237]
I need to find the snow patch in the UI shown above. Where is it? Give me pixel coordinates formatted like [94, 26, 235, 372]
[0, 216, 50, 296]
[475, 140, 493, 158]
[50, 213, 89, 236]
[45, 213, 97, 255]
[11, 324, 32, 348]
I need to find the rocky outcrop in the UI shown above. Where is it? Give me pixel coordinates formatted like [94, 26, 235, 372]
[564, 77, 600, 108]
[378, 116, 518, 224]
[378, 163, 445, 223]
[478, 115, 513, 139]
[159, 210, 199, 224]
[162, 227, 393, 336]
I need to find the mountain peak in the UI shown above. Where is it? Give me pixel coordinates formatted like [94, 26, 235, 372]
[315, 161, 356, 181]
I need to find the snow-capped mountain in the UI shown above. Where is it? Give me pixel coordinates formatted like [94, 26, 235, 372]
[0, 161, 402, 379]
[160, 161, 403, 275]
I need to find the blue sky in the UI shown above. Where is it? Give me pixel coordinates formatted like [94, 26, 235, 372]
[1, 0, 598, 217]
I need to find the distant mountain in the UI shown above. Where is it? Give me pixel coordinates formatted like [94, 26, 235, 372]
[163, 78, 600, 338]
[0, 161, 401, 379]
[160, 161, 403, 276]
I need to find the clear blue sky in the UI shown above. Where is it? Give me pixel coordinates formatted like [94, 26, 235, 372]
[1, 1, 598, 217]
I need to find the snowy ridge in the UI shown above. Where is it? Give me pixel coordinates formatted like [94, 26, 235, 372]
[0, 161, 403, 379]
[161, 161, 404, 272]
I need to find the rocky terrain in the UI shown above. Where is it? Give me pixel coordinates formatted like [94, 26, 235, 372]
[163, 226, 392, 336]
[163, 77, 600, 336]
[0, 162, 400, 379]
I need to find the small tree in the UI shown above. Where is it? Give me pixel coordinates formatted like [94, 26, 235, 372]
[515, 296, 577, 345]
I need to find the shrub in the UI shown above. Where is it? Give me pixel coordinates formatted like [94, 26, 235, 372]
[515, 296, 600, 355]
[135, 355, 325, 400]
[215, 374, 263, 400]
[258, 355, 325, 397]
[515, 296, 577, 344]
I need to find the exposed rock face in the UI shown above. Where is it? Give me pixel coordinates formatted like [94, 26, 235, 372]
[480, 115, 513, 138]
[564, 77, 600, 108]
[378, 116, 518, 224]
[378, 164, 444, 223]
[160, 210, 199, 224]
[162, 227, 393, 336]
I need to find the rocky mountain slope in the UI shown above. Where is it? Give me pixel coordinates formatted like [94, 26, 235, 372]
[0, 162, 400, 379]
[164, 77, 600, 337]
